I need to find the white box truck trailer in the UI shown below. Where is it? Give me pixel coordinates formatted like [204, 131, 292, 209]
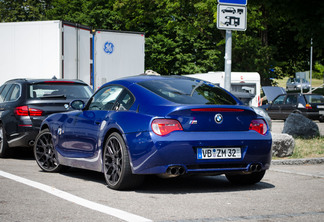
[93, 30, 145, 89]
[185, 72, 261, 107]
[0, 21, 145, 90]
[0, 20, 92, 86]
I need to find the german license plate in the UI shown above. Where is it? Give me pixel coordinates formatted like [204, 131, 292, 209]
[197, 148, 241, 159]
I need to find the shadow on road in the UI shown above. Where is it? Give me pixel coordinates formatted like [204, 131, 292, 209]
[59, 168, 107, 185]
[7, 147, 34, 160]
[53, 168, 275, 193]
[5, 148, 275, 194]
[136, 175, 275, 194]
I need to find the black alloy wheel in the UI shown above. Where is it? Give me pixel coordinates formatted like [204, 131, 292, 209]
[34, 128, 63, 172]
[103, 132, 143, 190]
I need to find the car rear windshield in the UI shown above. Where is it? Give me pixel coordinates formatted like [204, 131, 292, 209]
[305, 94, 324, 103]
[29, 83, 92, 100]
[138, 78, 237, 105]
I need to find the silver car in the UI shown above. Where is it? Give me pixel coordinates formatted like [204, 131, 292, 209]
[286, 78, 311, 91]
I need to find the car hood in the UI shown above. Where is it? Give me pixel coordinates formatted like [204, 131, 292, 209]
[262, 86, 286, 102]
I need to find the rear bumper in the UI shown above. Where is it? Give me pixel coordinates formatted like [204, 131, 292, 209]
[304, 111, 322, 120]
[125, 130, 272, 175]
[7, 126, 39, 148]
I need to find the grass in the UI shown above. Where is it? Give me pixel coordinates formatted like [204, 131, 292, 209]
[272, 137, 324, 160]
[290, 137, 324, 159]
[275, 76, 324, 89]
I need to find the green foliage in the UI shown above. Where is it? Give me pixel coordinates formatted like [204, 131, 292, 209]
[113, 0, 222, 75]
[0, 0, 323, 84]
[290, 137, 324, 159]
[313, 62, 324, 80]
[0, 0, 50, 21]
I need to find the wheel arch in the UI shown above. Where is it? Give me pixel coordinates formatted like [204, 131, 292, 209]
[292, 109, 302, 114]
[40, 123, 50, 131]
[102, 128, 124, 157]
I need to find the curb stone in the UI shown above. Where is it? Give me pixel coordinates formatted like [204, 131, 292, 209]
[271, 157, 324, 165]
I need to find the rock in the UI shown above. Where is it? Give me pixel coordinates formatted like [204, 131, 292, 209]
[282, 113, 320, 138]
[272, 133, 295, 157]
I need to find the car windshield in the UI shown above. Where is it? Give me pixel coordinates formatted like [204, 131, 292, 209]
[304, 94, 324, 103]
[29, 83, 92, 99]
[138, 78, 237, 105]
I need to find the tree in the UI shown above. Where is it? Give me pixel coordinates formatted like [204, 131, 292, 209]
[0, 0, 51, 22]
[0, 0, 323, 84]
[114, 0, 223, 75]
[45, 0, 122, 30]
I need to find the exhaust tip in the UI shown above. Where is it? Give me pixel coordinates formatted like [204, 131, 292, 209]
[166, 166, 186, 176]
[249, 163, 263, 172]
[256, 164, 262, 172]
[28, 140, 35, 146]
[249, 164, 256, 172]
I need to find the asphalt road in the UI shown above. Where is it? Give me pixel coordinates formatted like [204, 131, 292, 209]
[1, 151, 323, 222]
[272, 120, 324, 136]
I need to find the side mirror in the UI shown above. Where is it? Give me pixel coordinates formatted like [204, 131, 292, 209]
[70, 100, 85, 110]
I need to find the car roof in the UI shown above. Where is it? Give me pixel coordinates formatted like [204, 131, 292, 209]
[4, 78, 88, 85]
[105, 74, 194, 87]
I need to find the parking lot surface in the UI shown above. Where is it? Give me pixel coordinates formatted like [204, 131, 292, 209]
[1, 154, 323, 222]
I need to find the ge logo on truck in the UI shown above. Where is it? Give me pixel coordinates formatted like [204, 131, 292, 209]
[103, 42, 114, 54]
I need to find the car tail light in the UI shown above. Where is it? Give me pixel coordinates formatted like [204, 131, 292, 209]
[15, 106, 43, 116]
[151, 119, 183, 136]
[306, 104, 312, 109]
[249, 119, 267, 135]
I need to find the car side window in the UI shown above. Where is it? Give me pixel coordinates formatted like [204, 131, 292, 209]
[0, 84, 12, 103]
[7, 84, 20, 101]
[114, 90, 135, 111]
[0, 85, 5, 103]
[88, 85, 124, 111]
[285, 95, 297, 105]
[273, 95, 286, 105]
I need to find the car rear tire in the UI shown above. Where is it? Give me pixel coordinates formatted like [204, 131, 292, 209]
[226, 170, 266, 185]
[0, 125, 11, 158]
[103, 132, 143, 190]
[34, 128, 64, 172]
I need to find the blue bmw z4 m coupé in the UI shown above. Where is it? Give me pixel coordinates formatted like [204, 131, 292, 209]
[34, 75, 272, 190]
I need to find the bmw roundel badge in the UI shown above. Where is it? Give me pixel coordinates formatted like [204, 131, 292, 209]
[214, 113, 223, 124]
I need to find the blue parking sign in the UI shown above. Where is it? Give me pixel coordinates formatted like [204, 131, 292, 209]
[218, 0, 247, 5]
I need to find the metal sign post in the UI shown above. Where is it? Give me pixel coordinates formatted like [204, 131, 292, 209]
[224, 30, 232, 91]
[217, 0, 247, 92]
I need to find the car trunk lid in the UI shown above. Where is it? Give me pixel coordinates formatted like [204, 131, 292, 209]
[167, 105, 257, 132]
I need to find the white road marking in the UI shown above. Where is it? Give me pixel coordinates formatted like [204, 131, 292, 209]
[0, 170, 152, 222]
